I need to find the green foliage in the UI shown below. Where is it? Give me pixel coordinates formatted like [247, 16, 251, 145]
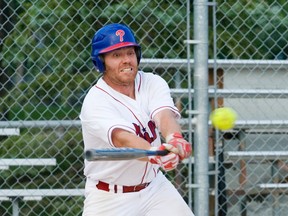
[1, 0, 189, 121]
[2, 71, 97, 120]
[3, 1, 93, 73]
[217, 0, 288, 59]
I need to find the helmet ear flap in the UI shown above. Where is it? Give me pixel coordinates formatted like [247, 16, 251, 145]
[92, 55, 105, 73]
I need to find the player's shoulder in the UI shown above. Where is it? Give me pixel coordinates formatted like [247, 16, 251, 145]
[139, 70, 161, 78]
[138, 71, 166, 83]
[82, 78, 106, 102]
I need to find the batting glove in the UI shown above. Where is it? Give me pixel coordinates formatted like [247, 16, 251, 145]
[166, 132, 192, 160]
[149, 145, 179, 171]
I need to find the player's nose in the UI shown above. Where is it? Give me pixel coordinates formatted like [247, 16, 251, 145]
[122, 54, 132, 63]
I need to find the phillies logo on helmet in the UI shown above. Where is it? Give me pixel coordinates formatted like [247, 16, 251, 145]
[116, 29, 125, 42]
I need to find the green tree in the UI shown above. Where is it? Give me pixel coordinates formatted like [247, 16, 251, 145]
[217, 0, 288, 59]
[1, 0, 189, 121]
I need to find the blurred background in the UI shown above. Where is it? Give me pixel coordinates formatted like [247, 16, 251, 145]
[0, 0, 288, 215]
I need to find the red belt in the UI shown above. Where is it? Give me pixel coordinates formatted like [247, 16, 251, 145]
[96, 181, 150, 193]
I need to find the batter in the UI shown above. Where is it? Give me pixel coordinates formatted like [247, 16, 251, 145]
[80, 23, 194, 216]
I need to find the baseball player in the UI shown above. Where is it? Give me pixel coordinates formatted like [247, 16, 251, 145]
[80, 23, 194, 216]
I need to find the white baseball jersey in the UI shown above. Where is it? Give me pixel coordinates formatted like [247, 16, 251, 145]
[80, 71, 180, 186]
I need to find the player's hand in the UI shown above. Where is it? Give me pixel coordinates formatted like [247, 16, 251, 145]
[149, 145, 179, 171]
[166, 132, 192, 160]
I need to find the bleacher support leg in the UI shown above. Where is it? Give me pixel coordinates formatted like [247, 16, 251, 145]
[11, 197, 20, 216]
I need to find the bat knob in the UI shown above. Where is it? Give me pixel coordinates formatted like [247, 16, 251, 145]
[85, 150, 93, 160]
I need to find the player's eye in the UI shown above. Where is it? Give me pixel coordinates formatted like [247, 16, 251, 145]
[113, 52, 121, 57]
[126, 49, 135, 56]
[128, 51, 135, 56]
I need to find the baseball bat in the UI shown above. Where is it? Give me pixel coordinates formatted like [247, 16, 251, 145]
[85, 148, 169, 161]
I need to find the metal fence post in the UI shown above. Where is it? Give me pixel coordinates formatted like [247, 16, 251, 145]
[193, 0, 209, 215]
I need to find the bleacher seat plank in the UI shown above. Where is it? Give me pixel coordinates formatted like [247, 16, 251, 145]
[0, 189, 84, 199]
[225, 151, 288, 161]
[0, 158, 56, 170]
[0, 128, 20, 136]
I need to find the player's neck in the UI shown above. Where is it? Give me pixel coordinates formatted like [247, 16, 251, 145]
[118, 86, 135, 99]
[103, 77, 135, 99]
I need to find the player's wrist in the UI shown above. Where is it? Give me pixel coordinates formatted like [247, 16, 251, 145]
[165, 132, 183, 143]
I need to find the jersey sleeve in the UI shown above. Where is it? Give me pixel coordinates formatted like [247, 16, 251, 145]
[80, 88, 135, 150]
[144, 73, 180, 119]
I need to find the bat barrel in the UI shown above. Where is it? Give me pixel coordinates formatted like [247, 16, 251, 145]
[84, 148, 170, 161]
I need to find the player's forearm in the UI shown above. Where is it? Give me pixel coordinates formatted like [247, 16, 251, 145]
[111, 128, 154, 162]
[154, 109, 182, 140]
[111, 128, 151, 150]
[154, 110, 192, 160]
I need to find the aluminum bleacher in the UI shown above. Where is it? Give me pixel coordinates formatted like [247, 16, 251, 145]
[0, 189, 84, 216]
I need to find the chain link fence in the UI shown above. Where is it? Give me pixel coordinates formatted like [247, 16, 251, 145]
[0, 0, 287, 215]
[215, 1, 288, 216]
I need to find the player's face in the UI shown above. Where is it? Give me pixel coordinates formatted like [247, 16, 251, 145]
[103, 47, 138, 87]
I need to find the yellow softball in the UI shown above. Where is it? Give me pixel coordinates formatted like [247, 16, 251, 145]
[210, 107, 237, 130]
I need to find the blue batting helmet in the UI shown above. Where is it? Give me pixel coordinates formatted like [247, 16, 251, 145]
[91, 23, 141, 73]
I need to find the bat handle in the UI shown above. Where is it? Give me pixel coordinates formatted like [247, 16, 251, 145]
[158, 149, 170, 156]
[85, 150, 93, 160]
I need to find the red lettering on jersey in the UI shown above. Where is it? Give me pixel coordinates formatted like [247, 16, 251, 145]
[147, 121, 157, 139]
[116, 30, 125, 42]
[133, 121, 157, 144]
[133, 124, 143, 138]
